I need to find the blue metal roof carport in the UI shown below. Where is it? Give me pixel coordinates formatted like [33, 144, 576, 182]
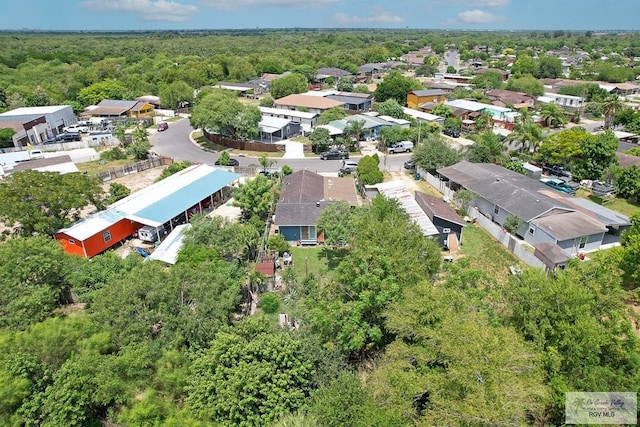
[127, 169, 240, 227]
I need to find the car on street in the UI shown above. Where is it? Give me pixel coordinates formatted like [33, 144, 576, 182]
[214, 157, 240, 167]
[388, 141, 414, 154]
[403, 160, 416, 170]
[540, 178, 577, 195]
[157, 122, 169, 132]
[320, 149, 349, 160]
[338, 160, 358, 176]
[443, 128, 460, 138]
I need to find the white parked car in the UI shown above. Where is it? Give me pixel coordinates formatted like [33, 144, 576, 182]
[388, 141, 414, 154]
[63, 123, 89, 133]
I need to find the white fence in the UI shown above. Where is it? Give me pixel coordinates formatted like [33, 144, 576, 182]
[422, 169, 457, 201]
[38, 135, 118, 153]
[155, 109, 176, 118]
[468, 207, 546, 268]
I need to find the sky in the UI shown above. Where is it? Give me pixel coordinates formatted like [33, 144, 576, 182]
[1, 0, 638, 32]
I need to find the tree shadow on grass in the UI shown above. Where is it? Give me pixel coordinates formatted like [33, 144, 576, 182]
[320, 246, 349, 270]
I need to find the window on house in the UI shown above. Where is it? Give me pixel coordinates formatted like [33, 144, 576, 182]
[579, 236, 587, 249]
[103, 230, 112, 243]
[493, 205, 499, 215]
[528, 227, 535, 235]
[443, 228, 451, 234]
[69, 239, 75, 245]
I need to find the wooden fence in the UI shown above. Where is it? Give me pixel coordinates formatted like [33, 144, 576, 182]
[96, 156, 173, 182]
[203, 131, 286, 153]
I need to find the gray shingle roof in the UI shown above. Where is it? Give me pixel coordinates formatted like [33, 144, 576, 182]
[531, 211, 608, 240]
[279, 170, 324, 203]
[436, 161, 573, 222]
[410, 89, 447, 97]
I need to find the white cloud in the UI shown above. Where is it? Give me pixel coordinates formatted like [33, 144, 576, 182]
[81, 0, 198, 22]
[457, 9, 505, 23]
[333, 7, 404, 25]
[200, 0, 338, 11]
[437, 0, 510, 7]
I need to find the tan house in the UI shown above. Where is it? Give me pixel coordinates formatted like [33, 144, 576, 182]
[406, 89, 447, 109]
[274, 94, 345, 114]
[83, 100, 155, 120]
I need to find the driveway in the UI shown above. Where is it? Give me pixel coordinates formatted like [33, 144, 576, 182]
[281, 140, 305, 159]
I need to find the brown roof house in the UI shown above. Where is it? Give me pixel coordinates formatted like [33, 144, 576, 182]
[274, 94, 345, 114]
[274, 170, 358, 245]
[485, 89, 535, 109]
[83, 100, 155, 120]
[474, 67, 510, 81]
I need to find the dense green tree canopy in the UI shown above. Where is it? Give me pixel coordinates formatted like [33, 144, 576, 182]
[413, 134, 461, 172]
[190, 89, 260, 139]
[505, 74, 544, 96]
[0, 237, 73, 330]
[270, 73, 309, 99]
[374, 98, 404, 118]
[0, 171, 104, 236]
[232, 175, 276, 218]
[307, 196, 441, 354]
[186, 317, 315, 426]
[373, 70, 422, 105]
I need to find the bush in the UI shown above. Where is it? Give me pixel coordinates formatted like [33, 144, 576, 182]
[260, 293, 279, 314]
[100, 147, 127, 161]
[357, 154, 383, 185]
[155, 161, 192, 182]
[267, 234, 290, 256]
[106, 182, 131, 204]
[281, 165, 293, 176]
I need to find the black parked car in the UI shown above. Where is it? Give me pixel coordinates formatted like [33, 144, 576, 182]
[443, 128, 460, 138]
[320, 149, 349, 160]
[543, 164, 572, 178]
[55, 132, 82, 142]
[214, 157, 240, 166]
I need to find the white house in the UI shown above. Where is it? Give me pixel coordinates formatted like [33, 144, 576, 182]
[537, 92, 585, 109]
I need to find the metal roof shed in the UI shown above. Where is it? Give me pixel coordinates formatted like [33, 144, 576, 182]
[130, 168, 240, 227]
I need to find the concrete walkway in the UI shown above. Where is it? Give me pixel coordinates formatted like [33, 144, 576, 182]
[281, 140, 306, 159]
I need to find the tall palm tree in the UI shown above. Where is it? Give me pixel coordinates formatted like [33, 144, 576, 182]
[540, 103, 568, 128]
[506, 110, 543, 153]
[602, 95, 623, 130]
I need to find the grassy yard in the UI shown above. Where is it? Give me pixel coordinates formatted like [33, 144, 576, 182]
[458, 224, 521, 279]
[576, 189, 640, 218]
[76, 158, 133, 175]
[286, 246, 346, 278]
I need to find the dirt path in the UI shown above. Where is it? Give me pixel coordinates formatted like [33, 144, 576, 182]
[102, 167, 165, 193]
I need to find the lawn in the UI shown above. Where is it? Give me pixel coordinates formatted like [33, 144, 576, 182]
[76, 158, 133, 175]
[458, 224, 521, 279]
[575, 189, 640, 218]
[286, 246, 346, 278]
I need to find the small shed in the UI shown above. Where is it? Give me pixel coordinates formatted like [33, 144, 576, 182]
[522, 162, 542, 179]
